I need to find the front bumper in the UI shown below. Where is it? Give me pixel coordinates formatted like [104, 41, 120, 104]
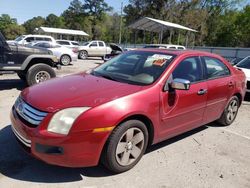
[10, 108, 109, 167]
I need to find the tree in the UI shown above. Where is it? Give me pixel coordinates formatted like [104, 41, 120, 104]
[45, 14, 65, 28]
[236, 5, 250, 47]
[82, 0, 112, 39]
[62, 0, 86, 30]
[23, 16, 45, 34]
[3, 24, 26, 39]
[0, 14, 25, 39]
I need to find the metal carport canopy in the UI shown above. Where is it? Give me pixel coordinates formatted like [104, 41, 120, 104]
[128, 17, 197, 33]
[128, 17, 197, 45]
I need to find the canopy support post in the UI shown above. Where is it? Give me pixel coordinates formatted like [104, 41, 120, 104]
[178, 32, 180, 45]
[169, 29, 173, 44]
[185, 31, 189, 47]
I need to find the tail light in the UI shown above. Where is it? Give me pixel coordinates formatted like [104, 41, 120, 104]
[72, 48, 78, 53]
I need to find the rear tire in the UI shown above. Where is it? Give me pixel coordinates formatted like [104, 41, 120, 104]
[217, 96, 239, 126]
[78, 50, 88, 59]
[60, 55, 71, 66]
[26, 64, 56, 86]
[102, 120, 148, 173]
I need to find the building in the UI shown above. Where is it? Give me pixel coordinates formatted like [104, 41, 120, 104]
[35, 27, 89, 41]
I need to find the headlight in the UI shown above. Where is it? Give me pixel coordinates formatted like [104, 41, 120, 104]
[47, 107, 90, 135]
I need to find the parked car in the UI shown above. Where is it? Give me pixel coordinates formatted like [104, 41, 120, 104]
[78, 40, 112, 59]
[8, 35, 56, 46]
[0, 32, 59, 86]
[56, 40, 79, 47]
[104, 43, 123, 61]
[143, 44, 186, 50]
[235, 56, 250, 93]
[32, 42, 78, 66]
[11, 49, 246, 173]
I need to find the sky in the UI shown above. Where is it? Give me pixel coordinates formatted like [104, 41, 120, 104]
[0, 0, 129, 24]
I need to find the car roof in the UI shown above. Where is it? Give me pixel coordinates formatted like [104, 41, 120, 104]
[56, 40, 78, 42]
[25, 35, 53, 38]
[146, 44, 185, 47]
[133, 48, 224, 59]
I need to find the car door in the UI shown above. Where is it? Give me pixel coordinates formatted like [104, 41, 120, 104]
[0, 39, 5, 65]
[202, 56, 234, 124]
[88, 42, 98, 56]
[159, 56, 208, 140]
[98, 41, 106, 56]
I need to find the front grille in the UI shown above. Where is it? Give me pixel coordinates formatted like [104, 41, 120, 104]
[14, 97, 48, 127]
[247, 81, 250, 90]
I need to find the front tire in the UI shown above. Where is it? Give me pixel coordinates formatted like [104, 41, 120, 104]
[217, 96, 239, 126]
[102, 120, 148, 173]
[26, 64, 56, 86]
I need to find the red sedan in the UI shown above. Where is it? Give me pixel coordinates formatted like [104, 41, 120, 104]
[11, 49, 246, 173]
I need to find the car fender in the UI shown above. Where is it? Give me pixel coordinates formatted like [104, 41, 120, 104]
[21, 54, 58, 70]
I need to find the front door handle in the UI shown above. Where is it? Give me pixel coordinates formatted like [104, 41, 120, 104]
[197, 89, 207, 95]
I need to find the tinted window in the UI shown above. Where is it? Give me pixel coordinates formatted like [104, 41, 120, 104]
[98, 42, 104, 47]
[173, 57, 203, 83]
[90, 42, 98, 47]
[168, 47, 176, 49]
[71, 42, 79, 46]
[44, 38, 52, 42]
[35, 37, 44, 41]
[236, 57, 250, 69]
[25, 37, 35, 42]
[57, 41, 70, 45]
[35, 43, 50, 48]
[177, 47, 185, 50]
[204, 57, 230, 79]
[92, 51, 176, 85]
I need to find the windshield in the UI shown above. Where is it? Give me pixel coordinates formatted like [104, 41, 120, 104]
[82, 42, 89, 46]
[15, 36, 25, 42]
[237, 57, 250, 69]
[91, 51, 176, 86]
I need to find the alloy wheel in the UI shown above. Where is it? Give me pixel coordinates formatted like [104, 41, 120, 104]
[115, 127, 145, 166]
[226, 99, 238, 123]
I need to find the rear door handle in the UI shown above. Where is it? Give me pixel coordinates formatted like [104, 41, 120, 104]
[197, 89, 207, 95]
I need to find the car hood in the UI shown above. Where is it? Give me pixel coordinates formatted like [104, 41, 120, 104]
[109, 43, 123, 52]
[235, 66, 250, 80]
[21, 73, 142, 112]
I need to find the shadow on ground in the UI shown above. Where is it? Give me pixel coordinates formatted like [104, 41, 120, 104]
[0, 125, 207, 183]
[0, 79, 27, 91]
[244, 92, 250, 102]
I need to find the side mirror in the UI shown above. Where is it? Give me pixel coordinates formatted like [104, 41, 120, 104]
[171, 78, 190, 90]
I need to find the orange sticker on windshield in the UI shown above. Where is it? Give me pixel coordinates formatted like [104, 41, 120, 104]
[153, 59, 167, 66]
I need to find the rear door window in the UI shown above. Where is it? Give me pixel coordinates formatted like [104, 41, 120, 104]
[98, 42, 105, 47]
[203, 57, 230, 79]
[25, 37, 35, 42]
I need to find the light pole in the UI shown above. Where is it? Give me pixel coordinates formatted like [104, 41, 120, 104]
[119, 2, 123, 44]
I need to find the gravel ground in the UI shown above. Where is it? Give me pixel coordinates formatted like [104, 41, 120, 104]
[0, 59, 250, 188]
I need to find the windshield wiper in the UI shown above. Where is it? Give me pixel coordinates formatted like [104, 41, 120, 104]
[92, 71, 118, 82]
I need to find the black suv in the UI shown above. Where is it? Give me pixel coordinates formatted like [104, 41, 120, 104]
[0, 32, 60, 86]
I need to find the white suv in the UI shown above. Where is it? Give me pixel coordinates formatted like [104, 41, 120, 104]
[56, 40, 80, 48]
[13, 35, 56, 45]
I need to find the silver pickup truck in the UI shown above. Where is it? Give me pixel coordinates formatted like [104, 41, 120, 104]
[78, 40, 112, 60]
